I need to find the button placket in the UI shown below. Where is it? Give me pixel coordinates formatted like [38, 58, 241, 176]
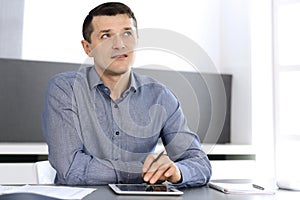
[111, 100, 121, 161]
[112, 131, 120, 161]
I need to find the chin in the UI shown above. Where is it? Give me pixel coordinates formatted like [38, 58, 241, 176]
[105, 66, 131, 76]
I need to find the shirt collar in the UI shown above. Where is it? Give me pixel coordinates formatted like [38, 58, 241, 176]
[87, 66, 137, 93]
[128, 71, 138, 93]
[87, 66, 103, 90]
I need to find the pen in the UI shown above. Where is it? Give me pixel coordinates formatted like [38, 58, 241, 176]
[143, 150, 165, 182]
[148, 150, 165, 169]
[143, 150, 165, 178]
[252, 184, 265, 190]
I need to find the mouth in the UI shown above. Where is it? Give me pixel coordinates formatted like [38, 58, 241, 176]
[111, 54, 128, 59]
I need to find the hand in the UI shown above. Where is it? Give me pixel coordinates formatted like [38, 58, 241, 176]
[142, 153, 182, 184]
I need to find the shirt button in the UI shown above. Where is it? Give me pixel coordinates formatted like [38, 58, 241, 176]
[114, 104, 118, 108]
[130, 87, 136, 93]
[115, 131, 119, 135]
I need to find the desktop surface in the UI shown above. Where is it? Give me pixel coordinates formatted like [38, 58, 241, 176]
[83, 185, 299, 200]
[0, 184, 298, 200]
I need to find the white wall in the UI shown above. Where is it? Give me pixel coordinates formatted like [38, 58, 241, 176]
[219, 0, 252, 143]
[20, 0, 252, 144]
[22, 0, 221, 67]
[0, 0, 24, 58]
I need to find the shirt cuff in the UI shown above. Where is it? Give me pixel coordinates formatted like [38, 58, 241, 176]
[171, 162, 191, 187]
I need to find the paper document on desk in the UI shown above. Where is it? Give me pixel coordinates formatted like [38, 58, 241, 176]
[208, 182, 275, 195]
[0, 185, 96, 199]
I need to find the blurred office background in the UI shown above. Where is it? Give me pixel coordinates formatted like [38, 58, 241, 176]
[1, 0, 300, 183]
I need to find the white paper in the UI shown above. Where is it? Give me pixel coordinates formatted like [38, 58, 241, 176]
[0, 185, 96, 199]
[208, 182, 275, 194]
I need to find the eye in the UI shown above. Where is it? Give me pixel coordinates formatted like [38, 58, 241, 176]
[100, 34, 110, 39]
[123, 31, 132, 37]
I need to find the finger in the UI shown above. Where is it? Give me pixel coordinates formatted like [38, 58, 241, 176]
[143, 161, 161, 182]
[151, 175, 167, 184]
[142, 152, 165, 174]
[164, 165, 175, 178]
[142, 154, 156, 174]
[143, 157, 168, 183]
[166, 164, 182, 183]
[148, 163, 171, 184]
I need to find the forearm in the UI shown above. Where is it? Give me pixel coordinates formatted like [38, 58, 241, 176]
[46, 120, 144, 185]
[51, 151, 116, 185]
[174, 152, 212, 188]
[51, 151, 144, 185]
[161, 102, 212, 187]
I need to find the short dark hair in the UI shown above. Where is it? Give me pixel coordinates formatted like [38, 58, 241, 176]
[82, 2, 137, 43]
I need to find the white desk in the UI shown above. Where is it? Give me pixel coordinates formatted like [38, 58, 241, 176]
[0, 143, 48, 155]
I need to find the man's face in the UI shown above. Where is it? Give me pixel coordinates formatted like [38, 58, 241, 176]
[87, 14, 137, 76]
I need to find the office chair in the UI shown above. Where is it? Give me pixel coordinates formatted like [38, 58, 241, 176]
[34, 160, 56, 184]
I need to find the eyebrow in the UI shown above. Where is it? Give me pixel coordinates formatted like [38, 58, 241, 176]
[98, 27, 133, 34]
[98, 29, 111, 34]
[124, 27, 133, 31]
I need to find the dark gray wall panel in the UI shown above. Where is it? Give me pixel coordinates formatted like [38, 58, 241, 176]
[0, 59, 231, 143]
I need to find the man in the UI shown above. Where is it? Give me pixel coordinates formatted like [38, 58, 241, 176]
[43, 2, 211, 187]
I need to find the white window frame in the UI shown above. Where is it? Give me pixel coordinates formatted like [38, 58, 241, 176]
[273, 0, 300, 180]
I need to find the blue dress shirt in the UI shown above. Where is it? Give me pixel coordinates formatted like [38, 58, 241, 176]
[42, 66, 211, 187]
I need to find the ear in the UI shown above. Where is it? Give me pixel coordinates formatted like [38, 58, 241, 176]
[81, 40, 93, 57]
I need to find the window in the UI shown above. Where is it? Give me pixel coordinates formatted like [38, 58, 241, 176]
[274, 0, 300, 180]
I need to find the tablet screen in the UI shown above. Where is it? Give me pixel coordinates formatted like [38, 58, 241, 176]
[117, 184, 168, 192]
[109, 184, 183, 195]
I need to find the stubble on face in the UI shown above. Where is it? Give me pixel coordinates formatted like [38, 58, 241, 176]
[89, 14, 137, 78]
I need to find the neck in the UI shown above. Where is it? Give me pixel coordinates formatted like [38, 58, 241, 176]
[96, 69, 131, 101]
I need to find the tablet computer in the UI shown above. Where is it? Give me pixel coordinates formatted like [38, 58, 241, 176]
[108, 184, 183, 195]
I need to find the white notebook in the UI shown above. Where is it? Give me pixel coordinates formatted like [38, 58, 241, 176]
[208, 182, 275, 195]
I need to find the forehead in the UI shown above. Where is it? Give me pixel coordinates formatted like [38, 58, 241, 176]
[91, 14, 135, 31]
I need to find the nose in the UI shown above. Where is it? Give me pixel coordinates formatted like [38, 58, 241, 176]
[112, 35, 125, 49]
